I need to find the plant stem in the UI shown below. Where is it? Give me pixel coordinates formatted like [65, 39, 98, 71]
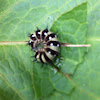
[61, 43, 91, 47]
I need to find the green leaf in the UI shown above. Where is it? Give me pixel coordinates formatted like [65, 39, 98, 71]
[69, 0, 100, 100]
[1, 0, 99, 100]
[51, 2, 87, 74]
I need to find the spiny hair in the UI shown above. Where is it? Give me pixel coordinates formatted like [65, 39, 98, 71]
[27, 28, 61, 64]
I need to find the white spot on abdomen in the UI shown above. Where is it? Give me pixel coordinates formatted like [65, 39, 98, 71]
[57, 44, 60, 47]
[49, 37, 52, 40]
[48, 51, 51, 54]
[50, 43, 53, 46]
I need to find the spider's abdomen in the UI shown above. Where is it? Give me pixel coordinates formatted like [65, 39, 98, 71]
[28, 28, 60, 63]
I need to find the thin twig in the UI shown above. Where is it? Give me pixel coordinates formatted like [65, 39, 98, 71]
[0, 42, 91, 47]
[0, 41, 26, 45]
[61, 43, 91, 47]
